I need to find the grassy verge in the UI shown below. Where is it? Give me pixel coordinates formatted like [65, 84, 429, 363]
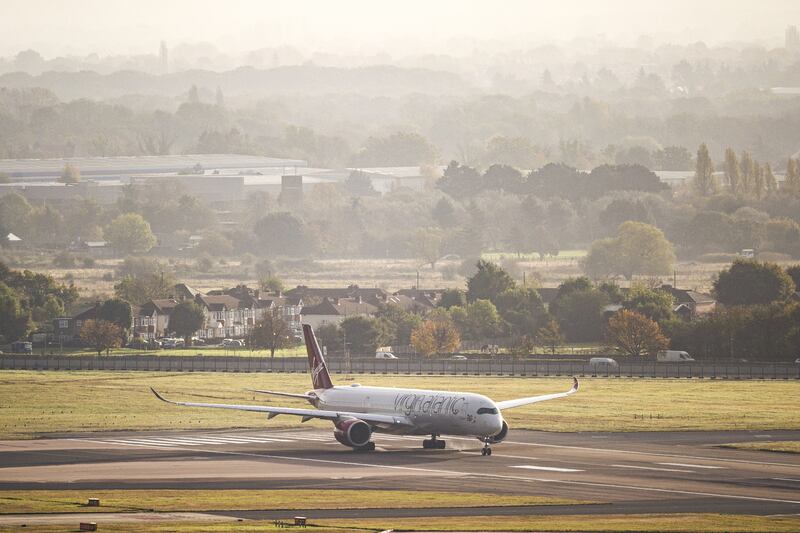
[0, 489, 580, 514]
[318, 513, 800, 532]
[9, 514, 800, 533]
[720, 441, 800, 454]
[28, 347, 307, 358]
[1, 371, 798, 439]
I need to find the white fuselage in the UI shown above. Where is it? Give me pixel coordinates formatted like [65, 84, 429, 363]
[313, 383, 504, 437]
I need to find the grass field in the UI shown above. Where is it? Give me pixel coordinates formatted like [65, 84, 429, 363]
[40, 346, 308, 358]
[0, 489, 580, 514]
[6, 253, 755, 302]
[1, 371, 797, 439]
[318, 513, 800, 532]
[6, 514, 800, 532]
[720, 441, 800, 454]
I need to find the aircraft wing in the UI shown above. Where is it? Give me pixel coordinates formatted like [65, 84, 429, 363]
[494, 377, 579, 410]
[151, 388, 410, 427]
[245, 389, 316, 401]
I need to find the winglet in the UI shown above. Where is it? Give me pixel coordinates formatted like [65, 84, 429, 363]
[150, 387, 171, 403]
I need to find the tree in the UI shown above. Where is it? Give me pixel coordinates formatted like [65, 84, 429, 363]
[253, 213, 313, 257]
[740, 151, 755, 197]
[105, 213, 156, 254]
[553, 287, 609, 342]
[341, 170, 377, 196]
[494, 287, 548, 337]
[584, 222, 675, 280]
[536, 319, 564, 355]
[605, 310, 668, 357]
[0, 281, 31, 342]
[436, 161, 482, 199]
[113, 258, 175, 306]
[340, 316, 383, 355]
[97, 298, 133, 343]
[765, 219, 800, 257]
[439, 289, 466, 309]
[59, 163, 80, 184]
[466, 260, 516, 303]
[483, 164, 524, 192]
[623, 284, 675, 324]
[352, 132, 438, 167]
[787, 265, 800, 288]
[375, 304, 422, 346]
[80, 319, 123, 355]
[693, 143, 717, 196]
[450, 299, 503, 341]
[411, 227, 443, 268]
[411, 314, 461, 356]
[723, 148, 740, 194]
[169, 301, 206, 346]
[259, 275, 285, 294]
[713, 260, 796, 306]
[785, 158, 800, 196]
[764, 163, 778, 195]
[252, 310, 294, 357]
[432, 197, 458, 228]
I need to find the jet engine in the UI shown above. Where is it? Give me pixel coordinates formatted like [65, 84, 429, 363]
[334, 418, 372, 448]
[488, 419, 509, 443]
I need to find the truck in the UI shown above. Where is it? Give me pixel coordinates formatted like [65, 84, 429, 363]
[657, 350, 695, 363]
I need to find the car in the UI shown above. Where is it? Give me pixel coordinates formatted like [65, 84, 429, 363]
[222, 339, 244, 347]
[160, 338, 185, 349]
[589, 357, 618, 368]
[375, 351, 398, 359]
[449, 355, 468, 360]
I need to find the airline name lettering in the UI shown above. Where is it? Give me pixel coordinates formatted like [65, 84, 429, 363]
[394, 393, 465, 416]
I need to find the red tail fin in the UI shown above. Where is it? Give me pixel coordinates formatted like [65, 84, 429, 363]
[303, 324, 333, 390]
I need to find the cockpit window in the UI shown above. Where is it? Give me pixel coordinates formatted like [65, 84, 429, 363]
[477, 407, 498, 415]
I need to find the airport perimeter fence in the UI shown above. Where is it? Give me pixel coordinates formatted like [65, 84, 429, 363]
[1, 354, 798, 379]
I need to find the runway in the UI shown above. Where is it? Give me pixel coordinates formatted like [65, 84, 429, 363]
[1, 428, 799, 520]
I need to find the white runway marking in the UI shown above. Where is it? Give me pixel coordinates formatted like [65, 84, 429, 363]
[511, 465, 583, 473]
[612, 464, 694, 473]
[658, 462, 725, 469]
[772, 477, 800, 482]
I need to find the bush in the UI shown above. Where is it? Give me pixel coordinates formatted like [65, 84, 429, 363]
[82, 257, 96, 268]
[52, 252, 76, 268]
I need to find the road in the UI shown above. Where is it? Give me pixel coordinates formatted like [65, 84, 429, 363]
[1, 428, 799, 524]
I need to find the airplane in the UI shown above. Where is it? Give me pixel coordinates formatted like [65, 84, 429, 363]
[151, 324, 579, 456]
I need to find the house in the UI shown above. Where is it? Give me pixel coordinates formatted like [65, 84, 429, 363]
[135, 299, 179, 339]
[393, 288, 442, 311]
[195, 294, 249, 339]
[173, 283, 200, 301]
[301, 297, 378, 328]
[286, 285, 392, 307]
[659, 285, 716, 318]
[52, 306, 99, 344]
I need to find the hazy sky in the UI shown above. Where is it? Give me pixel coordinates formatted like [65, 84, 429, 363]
[2, 0, 800, 58]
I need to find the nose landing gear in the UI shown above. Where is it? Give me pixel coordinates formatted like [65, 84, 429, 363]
[422, 435, 446, 449]
[481, 438, 493, 456]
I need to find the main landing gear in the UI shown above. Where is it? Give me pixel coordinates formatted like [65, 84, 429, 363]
[422, 435, 446, 449]
[355, 442, 376, 452]
[481, 438, 493, 456]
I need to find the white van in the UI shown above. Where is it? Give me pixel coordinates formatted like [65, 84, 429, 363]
[589, 357, 618, 368]
[375, 351, 398, 359]
[657, 350, 695, 363]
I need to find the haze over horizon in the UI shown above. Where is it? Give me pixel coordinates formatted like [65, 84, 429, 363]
[3, 0, 800, 59]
